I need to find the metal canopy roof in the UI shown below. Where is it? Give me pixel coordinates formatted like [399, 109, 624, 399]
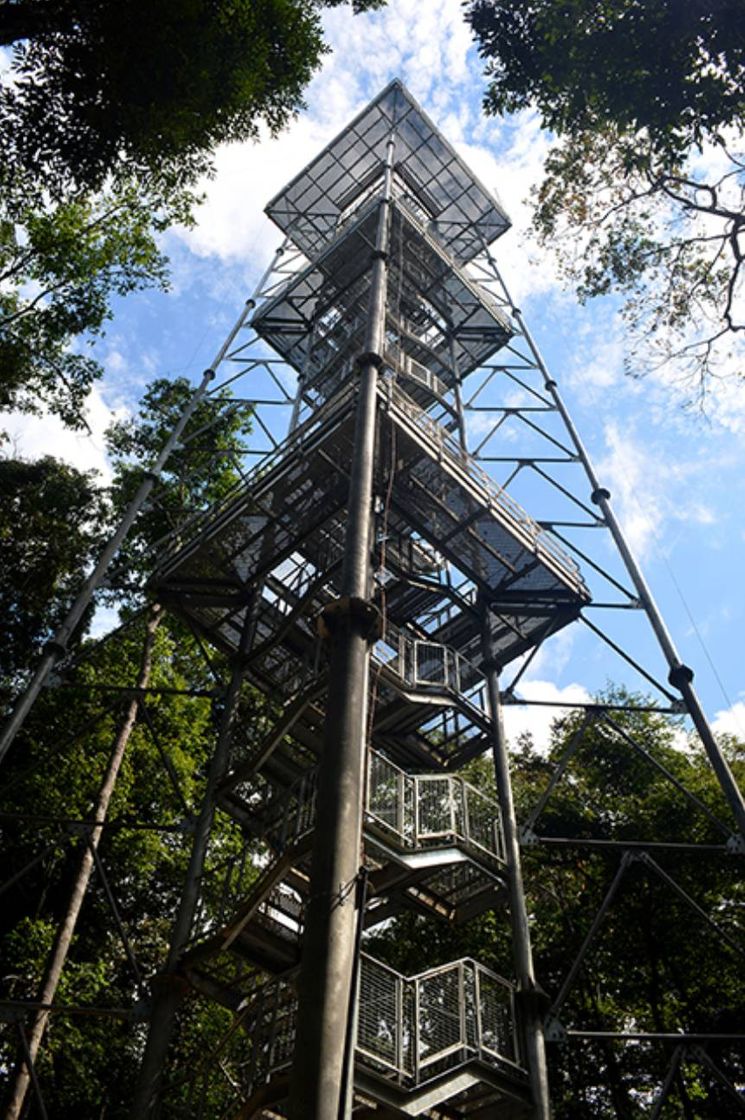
[266, 79, 511, 264]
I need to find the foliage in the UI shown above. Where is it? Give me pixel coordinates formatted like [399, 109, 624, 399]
[0, 184, 192, 428]
[0, 455, 109, 705]
[0, 0, 384, 432]
[0, 0, 385, 199]
[466, 0, 745, 158]
[0, 619, 220, 1118]
[465, 0, 745, 392]
[367, 698, 745, 1117]
[0, 616, 265, 1117]
[0, 367, 260, 1116]
[105, 375, 253, 599]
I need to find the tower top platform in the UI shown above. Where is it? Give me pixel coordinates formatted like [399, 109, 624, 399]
[266, 79, 511, 264]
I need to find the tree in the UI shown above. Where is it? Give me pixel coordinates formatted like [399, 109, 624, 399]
[0, 376, 256, 1117]
[465, 0, 745, 393]
[0, 0, 385, 199]
[104, 374, 254, 596]
[0, 185, 188, 427]
[0, 455, 109, 705]
[0, 615, 221, 1119]
[366, 699, 745, 1117]
[522, 708, 745, 1118]
[0, 1, 385, 433]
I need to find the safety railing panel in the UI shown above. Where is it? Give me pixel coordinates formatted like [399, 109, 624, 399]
[376, 619, 490, 723]
[366, 751, 504, 865]
[238, 954, 522, 1103]
[357, 955, 521, 1084]
[226, 750, 502, 875]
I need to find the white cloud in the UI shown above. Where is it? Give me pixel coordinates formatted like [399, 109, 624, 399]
[1, 385, 127, 482]
[711, 701, 745, 740]
[526, 624, 578, 681]
[503, 679, 592, 753]
[593, 419, 721, 562]
[569, 318, 628, 393]
[173, 0, 558, 310]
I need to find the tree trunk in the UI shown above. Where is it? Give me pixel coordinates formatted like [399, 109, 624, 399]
[5, 603, 162, 1120]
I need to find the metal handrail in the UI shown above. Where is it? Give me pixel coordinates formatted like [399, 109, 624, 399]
[387, 382, 585, 589]
[236, 952, 523, 1101]
[366, 751, 504, 864]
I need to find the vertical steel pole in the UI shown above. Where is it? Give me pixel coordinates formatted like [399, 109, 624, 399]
[129, 608, 256, 1117]
[288, 134, 396, 1120]
[481, 605, 552, 1120]
[477, 243, 745, 841]
[448, 332, 468, 454]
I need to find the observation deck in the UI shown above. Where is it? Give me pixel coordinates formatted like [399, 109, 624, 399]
[153, 380, 589, 695]
[253, 195, 513, 416]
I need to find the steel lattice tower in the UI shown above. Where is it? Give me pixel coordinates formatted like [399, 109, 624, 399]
[3, 80, 743, 1120]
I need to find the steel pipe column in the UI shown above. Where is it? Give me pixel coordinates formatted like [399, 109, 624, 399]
[288, 136, 395, 1120]
[482, 606, 552, 1120]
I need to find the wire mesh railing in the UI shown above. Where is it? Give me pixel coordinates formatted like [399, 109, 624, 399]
[236, 954, 522, 1103]
[357, 955, 520, 1084]
[242, 749, 502, 867]
[374, 619, 491, 724]
[366, 751, 504, 865]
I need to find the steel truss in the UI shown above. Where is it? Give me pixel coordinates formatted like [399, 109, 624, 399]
[1, 79, 743, 1120]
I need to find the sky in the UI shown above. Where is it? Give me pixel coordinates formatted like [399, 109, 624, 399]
[3, 0, 745, 750]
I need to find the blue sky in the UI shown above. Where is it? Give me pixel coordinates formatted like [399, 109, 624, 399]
[4, 0, 745, 748]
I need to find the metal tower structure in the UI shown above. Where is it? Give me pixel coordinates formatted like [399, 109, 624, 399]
[2, 80, 744, 1119]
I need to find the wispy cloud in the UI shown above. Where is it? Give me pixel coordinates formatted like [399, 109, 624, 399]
[594, 417, 724, 561]
[711, 700, 745, 740]
[173, 0, 555, 306]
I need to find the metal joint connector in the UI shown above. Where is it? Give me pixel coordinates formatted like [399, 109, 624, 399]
[668, 663, 694, 689]
[317, 596, 382, 640]
[591, 487, 611, 505]
[355, 351, 384, 370]
[544, 1015, 566, 1043]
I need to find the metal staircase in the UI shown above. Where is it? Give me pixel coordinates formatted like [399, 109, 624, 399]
[143, 78, 590, 1118]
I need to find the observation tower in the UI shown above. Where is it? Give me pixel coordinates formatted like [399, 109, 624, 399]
[3, 79, 743, 1120]
[132, 79, 745, 1120]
